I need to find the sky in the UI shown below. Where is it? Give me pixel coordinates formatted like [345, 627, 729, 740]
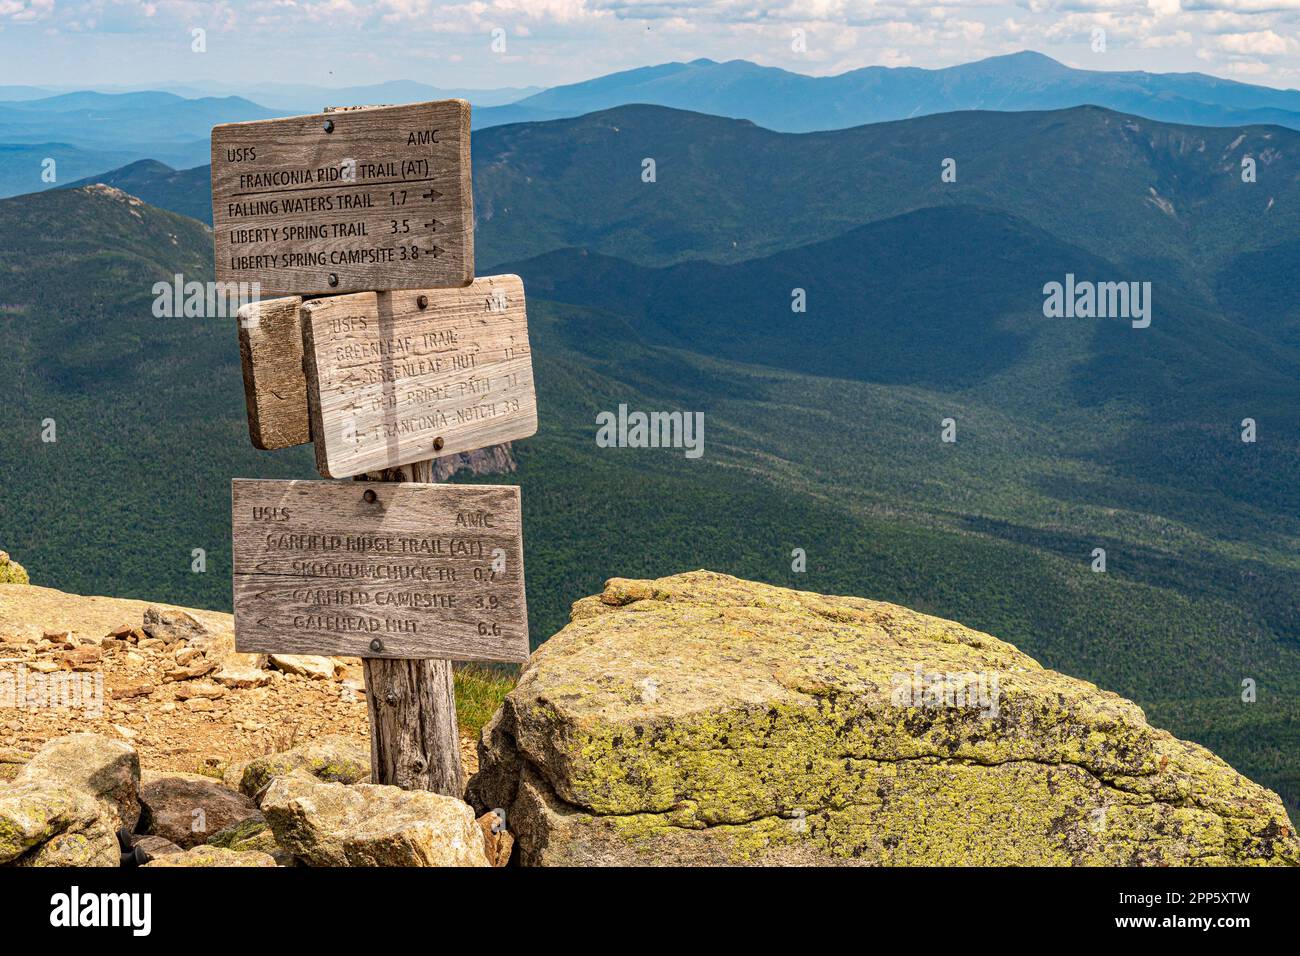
[2, 0, 1300, 93]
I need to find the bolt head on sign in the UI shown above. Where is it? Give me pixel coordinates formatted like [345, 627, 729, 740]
[210, 100, 473, 295]
[232, 479, 528, 663]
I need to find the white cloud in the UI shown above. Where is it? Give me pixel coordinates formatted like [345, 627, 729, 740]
[1184, 0, 1300, 10]
[1222, 58, 1272, 72]
[1139, 27, 1193, 43]
[0, 0, 54, 21]
[1213, 27, 1293, 53]
[4, 0, 1300, 90]
[876, 46, 913, 65]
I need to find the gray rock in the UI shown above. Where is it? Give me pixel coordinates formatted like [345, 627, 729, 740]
[142, 606, 235, 661]
[133, 835, 184, 860]
[0, 781, 118, 866]
[239, 734, 369, 799]
[261, 770, 488, 867]
[16, 733, 140, 831]
[142, 606, 204, 643]
[268, 654, 338, 681]
[140, 776, 263, 849]
[142, 845, 277, 867]
[212, 659, 272, 689]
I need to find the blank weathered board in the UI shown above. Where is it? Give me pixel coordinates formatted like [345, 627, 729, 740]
[231, 479, 528, 662]
[237, 296, 308, 449]
[211, 100, 473, 295]
[301, 275, 536, 478]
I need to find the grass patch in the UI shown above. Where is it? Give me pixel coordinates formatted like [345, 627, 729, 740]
[455, 664, 518, 736]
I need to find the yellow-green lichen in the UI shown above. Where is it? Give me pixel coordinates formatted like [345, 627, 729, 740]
[207, 816, 270, 849]
[238, 735, 369, 797]
[0, 551, 28, 585]
[472, 571, 1300, 866]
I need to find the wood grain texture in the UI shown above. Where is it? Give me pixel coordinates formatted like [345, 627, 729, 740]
[301, 276, 537, 479]
[362, 657, 463, 795]
[355, 463, 463, 795]
[231, 478, 528, 662]
[236, 296, 308, 449]
[357, 458, 436, 484]
[211, 100, 473, 295]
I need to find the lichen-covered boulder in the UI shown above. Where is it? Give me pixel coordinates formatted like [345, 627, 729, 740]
[469, 571, 1300, 866]
[0, 550, 28, 585]
[261, 770, 489, 867]
[15, 734, 140, 832]
[208, 820, 294, 866]
[207, 815, 271, 849]
[238, 734, 370, 799]
[0, 748, 30, 783]
[0, 781, 119, 866]
[142, 845, 277, 867]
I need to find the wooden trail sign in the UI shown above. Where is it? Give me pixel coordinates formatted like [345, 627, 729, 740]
[234, 276, 534, 458]
[211, 100, 473, 295]
[301, 275, 536, 478]
[237, 295, 307, 450]
[220, 99, 534, 800]
[232, 479, 528, 663]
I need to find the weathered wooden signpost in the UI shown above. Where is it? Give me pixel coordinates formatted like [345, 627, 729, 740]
[212, 102, 536, 797]
[212, 101, 473, 295]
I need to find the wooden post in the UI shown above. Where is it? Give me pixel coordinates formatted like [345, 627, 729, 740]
[354, 459, 464, 797]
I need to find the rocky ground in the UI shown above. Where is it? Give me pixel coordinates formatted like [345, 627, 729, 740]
[0, 580, 510, 867]
[0, 583, 479, 781]
[6, 568, 1299, 866]
[1, 731, 511, 866]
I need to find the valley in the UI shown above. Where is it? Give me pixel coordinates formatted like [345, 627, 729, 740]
[1, 101, 1298, 818]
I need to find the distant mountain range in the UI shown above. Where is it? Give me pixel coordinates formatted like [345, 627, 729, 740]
[470, 104, 1296, 290]
[0, 85, 57, 102]
[187, 80, 542, 113]
[6, 50, 1300, 198]
[490, 51, 1300, 132]
[63, 160, 213, 223]
[94, 101, 1297, 302]
[67, 79, 543, 112]
[2, 143, 156, 201]
[133, 51, 1300, 132]
[0, 92, 282, 197]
